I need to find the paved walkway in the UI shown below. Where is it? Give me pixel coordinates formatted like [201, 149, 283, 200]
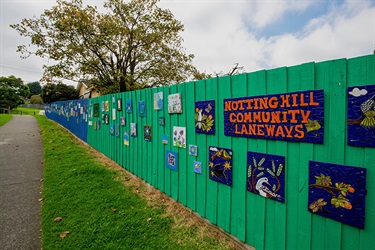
[0, 115, 43, 250]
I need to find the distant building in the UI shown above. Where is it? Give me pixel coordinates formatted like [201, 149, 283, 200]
[77, 81, 100, 99]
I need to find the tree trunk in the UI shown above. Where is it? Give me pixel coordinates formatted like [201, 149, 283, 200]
[119, 76, 126, 92]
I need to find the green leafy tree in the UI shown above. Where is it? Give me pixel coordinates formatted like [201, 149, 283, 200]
[30, 94, 44, 104]
[41, 83, 78, 104]
[11, 0, 209, 93]
[0, 75, 30, 110]
[27, 81, 42, 98]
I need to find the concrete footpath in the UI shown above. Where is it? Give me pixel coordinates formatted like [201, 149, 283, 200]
[0, 115, 43, 250]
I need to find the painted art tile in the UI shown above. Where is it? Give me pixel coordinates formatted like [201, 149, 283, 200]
[130, 123, 137, 137]
[112, 108, 116, 120]
[144, 125, 152, 141]
[173, 126, 186, 148]
[93, 103, 99, 117]
[208, 146, 233, 186]
[189, 145, 198, 156]
[194, 161, 202, 174]
[117, 98, 122, 111]
[159, 117, 165, 126]
[154, 92, 163, 110]
[308, 161, 367, 229]
[120, 117, 126, 126]
[168, 93, 182, 114]
[110, 124, 115, 136]
[195, 100, 215, 134]
[101, 101, 105, 112]
[347, 84, 375, 147]
[246, 152, 285, 203]
[162, 134, 168, 145]
[138, 100, 146, 117]
[97, 121, 100, 130]
[124, 132, 129, 146]
[166, 150, 178, 171]
[223, 90, 324, 143]
[126, 100, 132, 113]
[105, 101, 109, 112]
[102, 114, 107, 124]
[93, 121, 97, 130]
[114, 125, 119, 137]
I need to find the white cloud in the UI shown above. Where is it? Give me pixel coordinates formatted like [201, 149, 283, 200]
[349, 88, 368, 97]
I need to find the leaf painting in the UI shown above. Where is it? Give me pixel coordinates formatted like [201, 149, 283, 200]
[195, 100, 215, 134]
[308, 161, 367, 229]
[208, 146, 232, 186]
[246, 152, 285, 203]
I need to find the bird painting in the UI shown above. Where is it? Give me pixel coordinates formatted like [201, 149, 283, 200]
[360, 94, 375, 128]
[255, 177, 270, 197]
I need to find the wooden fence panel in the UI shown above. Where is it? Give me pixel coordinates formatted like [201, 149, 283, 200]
[46, 55, 375, 250]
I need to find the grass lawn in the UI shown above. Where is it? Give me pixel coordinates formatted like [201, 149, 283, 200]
[11, 107, 42, 115]
[35, 115, 237, 250]
[0, 114, 12, 126]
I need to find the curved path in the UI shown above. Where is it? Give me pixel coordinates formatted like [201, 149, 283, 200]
[0, 115, 43, 250]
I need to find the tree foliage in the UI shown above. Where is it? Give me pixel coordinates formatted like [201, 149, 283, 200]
[41, 83, 78, 104]
[0, 75, 30, 110]
[30, 94, 44, 104]
[11, 0, 208, 93]
[27, 81, 42, 98]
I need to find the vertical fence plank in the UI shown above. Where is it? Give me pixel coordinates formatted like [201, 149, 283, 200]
[163, 86, 171, 196]
[169, 84, 179, 200]
[178, 83, 188, 206]
[195, 80, 207, 216]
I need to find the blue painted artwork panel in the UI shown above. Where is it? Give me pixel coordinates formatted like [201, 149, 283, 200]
[126, 100, 132, 113]
[347, 84, 375, 147]
[166, 150, 178, 171]
[194, 161, 202, 174]
[110, 124, 114, 136]
[223, 90, 324, 143]
[208, 146, 232, 186]
[308, 161, 367, 229]
[247, 152, 285, 203]
[195, 100, 215, 134]
[138, 100, 146, 117]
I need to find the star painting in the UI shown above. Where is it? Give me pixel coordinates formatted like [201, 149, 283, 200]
[208, 146, 233, 186]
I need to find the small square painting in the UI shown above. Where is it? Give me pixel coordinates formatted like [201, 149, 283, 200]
[110, 124, 114, 136]
[126, 100, 132, 113]
[117, 98, 122, 111]
[159, 117, 165, 126]
[162, 134, 168, 144]
[144, 125, 152, 141]
[154, 92, 163, 110]
[120, 117, 125, 126]
[194, 161, 202, 174]
[166, 150, 178, 171]
[189, 145, 198, 156]
[138, 100, 146, 117]
[173, 126, 186, 148]
[168, 93, 182, 114]
[130, 123, 137, 137]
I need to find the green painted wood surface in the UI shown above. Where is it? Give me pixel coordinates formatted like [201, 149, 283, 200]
[80, 55, 375, 250]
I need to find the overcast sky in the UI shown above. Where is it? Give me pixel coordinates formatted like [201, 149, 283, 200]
[1, 0, 374, 87]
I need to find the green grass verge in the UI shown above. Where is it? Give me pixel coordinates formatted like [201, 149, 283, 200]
[35, 115, 233, 250]
[11, 107, 42, 115]
[0, 114, 12, 126]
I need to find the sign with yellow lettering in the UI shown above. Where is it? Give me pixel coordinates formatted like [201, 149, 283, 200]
[224, 90, 324, 143]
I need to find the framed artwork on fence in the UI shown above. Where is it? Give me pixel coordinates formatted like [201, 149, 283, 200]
[117, 98, 122, 111]
[93, 103, 99, 117]
[246, 152, 285, 203]
[138, 100, 146, 117]
[144, 125, 152, 141]
[101, 101, 105, 112]
[166, 150, 178, 171]
[189, 145, 198, 156]
[208, 146, 233, 186]
[126, 100, 132, 113]
[347, 84, 375, 147]
[168, 93, 182, 114]
[130, 123, 137, 137]
[195, 100, 215, 134]
[105, 101, 109, 112]
[162, 134, 168, 144]
[120, 117, 125, 126]
[159, 117, 165, 126]
[112, 108, 116, 120]
[194, 161, 202, 174]
[115, 125, 119, 137]
[97, 121, 100, 130]
[154, 92, 163, 110]
[308, 161, 367, 229]
[173, 126, 186, 148]
[110, 124, 114, 136]
[124, 132, 129, 146]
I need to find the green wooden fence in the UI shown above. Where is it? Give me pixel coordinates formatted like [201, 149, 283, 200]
[70, 54, 375, 249]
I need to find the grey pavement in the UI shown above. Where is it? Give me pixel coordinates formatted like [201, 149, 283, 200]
[0, 115, 43, 250]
